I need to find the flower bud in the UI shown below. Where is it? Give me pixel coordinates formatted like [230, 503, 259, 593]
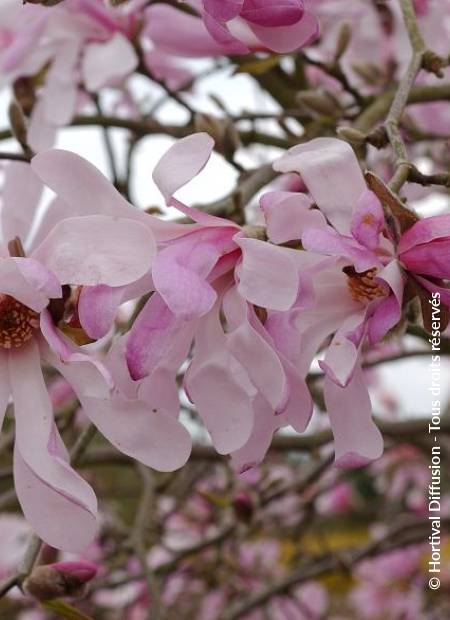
[336, 126, 366, 145]
[24, 561, 98, 601]
[8, 101, 29, 153]
[334, 22, 352, 61]
[297, 90, 340, 117]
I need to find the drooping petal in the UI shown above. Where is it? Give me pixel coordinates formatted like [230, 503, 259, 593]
[185, 301, 254, 454]
[324, 366, 383, 468]
[235, 236, 300, 311]
[10, 341, 98, 551]
[248, 10, 319, 53]
[203, 13, 251, 54]
[319, 310, 367, 387]
[274, 138, 366, 233]
[350, 190, 385, 251]
[82, 33, 138, 92]
[230, 395, 277, 473]
[32, 216, 155, 287]
[1, 162, 43, 244]
[260, 191, 326, 244]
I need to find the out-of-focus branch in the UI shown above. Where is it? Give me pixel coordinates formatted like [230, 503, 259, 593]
[224, 517, 450, 619]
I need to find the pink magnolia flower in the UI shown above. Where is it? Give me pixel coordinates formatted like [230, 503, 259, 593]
[81, 133, 317, 469]
[145, 0, 319, 58]
[0, 157, 191, 551]
[270, 138, 450, 465]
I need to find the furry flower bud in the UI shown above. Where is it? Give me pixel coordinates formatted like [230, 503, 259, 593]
[24, 561, 98, 601]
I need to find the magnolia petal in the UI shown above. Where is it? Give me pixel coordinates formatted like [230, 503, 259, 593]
[204, 0, 244, 22]
[1, 162, 42, 244]
[203, 13, 251, 54]
[185, 303, 254, 454]
[32, 215, 155, 287]
[398, 214, 450, 254]
[350, 190, 385, 251]
[0, 257, 56, 312]
[153, 133, 215, 203]
[230, 396, 277, 473]
[324, 366, 383, 468]
[274, 138, 366, 233]
[236, 236, 299, 310]
[82, 33, 138, 91]
[0, 352, 10, 433]
[400, 238, 450, 280]
[152, 235, 221, 320]
[249, 10, 319, 53]
[241, 0, 304, 27]
[319, 311, 367, 387]
[78, 285, 126, 340]
[10, 341, 98, 551]
[126, 293, 189, 381]
[368, 260, 404, 343]
[81, 396, 192, 472]
[260, 191, 326, 244]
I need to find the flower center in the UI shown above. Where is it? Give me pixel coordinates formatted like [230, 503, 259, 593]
[344, 267, 386, 304]
[0, 294, 39, 349]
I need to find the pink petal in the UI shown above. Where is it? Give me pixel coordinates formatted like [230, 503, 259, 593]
[152, 232, 224, 319]
[126, 293, 191, 381]
[0, 352, 10, 432]
[319, 310, 367, 387]
[152, 133, 215, 204]
[10, 341, 98, 551]
[204, 0, 244, 22]
[203, 13, 251, 54]
[1, 162, 42, 244]
[144, 5, 231, 58]
[78, 285, 126, 340]
[260, 190, 326, 244]
[32, 215, 155, 287]
[248, 10, 319, 53]
[413, 275, 450, 307]
[274, 138, 366, 234]
[400, 238, 450, 280]
[46, 346, 191, 472]
[230, 395, 277, 473]
[0, 257, 58, 312]
[241, 0, 304, 27]
[185, 302, 254, 454]
[82, 33, 138, 91]
[324, 366, 383, 468]
[235, 236, 300, 310]
[350, 190, 385, 251]
[367, 260, 405, 343]
[398, 214, 450, 254]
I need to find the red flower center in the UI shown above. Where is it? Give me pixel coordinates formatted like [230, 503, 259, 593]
[0, 294, 39, 349]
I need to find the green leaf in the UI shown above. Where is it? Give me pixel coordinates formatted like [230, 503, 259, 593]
[42, 600, 94, 620]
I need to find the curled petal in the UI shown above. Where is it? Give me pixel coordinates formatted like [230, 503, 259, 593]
[204, 0, 244, 22]
[241, 0, 304, 26]
[350, 190, 385, 251]
[398, 214, 450, 254]
[248, 10, 319, 53]
[260, 191, 326, 244]
[0, 257, 59, 312]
